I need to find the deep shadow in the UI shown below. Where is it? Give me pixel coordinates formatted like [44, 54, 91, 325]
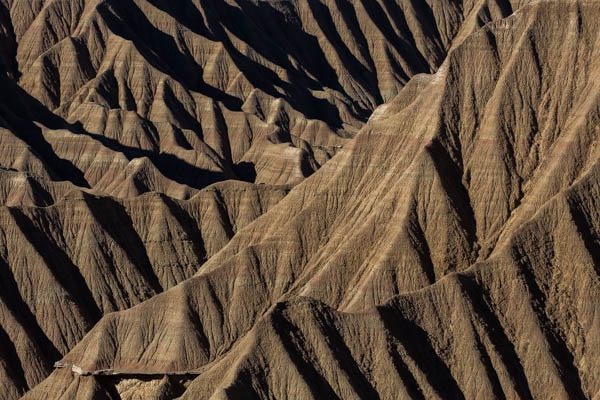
[0, 77, 90, 187]
[222, 370, 263, 400]
[78, 130, 230, 190]
[144, 0, 212, 37]
[379, 307, 466, 400]
[514, 250, 587, 399]
[83, 193, 164, 294]
[410, 219, 437, 284]
[2, 78, 230, 191]
[205, 22, 347, 127]
[0, 258, 61, 372]
[97, 1, 243, 111]
[0, 3, 21, 80]
[137, 0, 352, 126]
[26, 176, 55, 206]
[471, 320, 508, 400]
[315, 310, 381, 399]
[360, 0, 431, 75]
[457, 274, 534, 399]
[378, 313, 427, 400]
[8, 208, 102, 324]
[425, 138, 479, 261]
[568, 196, 600, 278]
[304, 0, 378, 96]
[270, 306, 341, 399]
[0, 324, 28, 395]
[196, 0, 344, 94]
[161, 195, 208, 266]
[405, 0, 447, 64]
[233, 161, 257, 183]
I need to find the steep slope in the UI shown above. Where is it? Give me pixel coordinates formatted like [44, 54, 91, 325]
[0, 0, 510, 399]
[0, 180, 289, 400]
[2, 0, 506, 191]
[0, 75, 229, 200]
[0, 1, 510, 397]
[160, 166, 600, 400]
[24, 0, 600, 398]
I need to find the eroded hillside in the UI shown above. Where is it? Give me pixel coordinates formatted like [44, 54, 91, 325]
[0, 0, 598, 399]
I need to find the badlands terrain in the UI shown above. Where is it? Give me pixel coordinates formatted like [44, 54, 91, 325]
[0, 0, 598, 398]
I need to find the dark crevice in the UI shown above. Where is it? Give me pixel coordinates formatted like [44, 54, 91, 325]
[83, 194, 164, 294]
[408, 218, 437, 284]
[0, 257, 62, 366]
[0, 78, 89, 187]
[316, 310, 381, 399]
[379, 307, 466, 400]
[161, 195, 208, 269]
[457, 274, 534, 399]
[0, 325, 28, 396]
[472, 328, 507, 400]
[568, 196, 600, 277]
[270, 308, 341, 399]
[514, 253, 587, 399]
[426, 139, 479, 263]
[8, 208, 102, 324]
[379, 318, 427, 400]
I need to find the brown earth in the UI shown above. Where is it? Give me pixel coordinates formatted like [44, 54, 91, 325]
[0, 0, 598, 399]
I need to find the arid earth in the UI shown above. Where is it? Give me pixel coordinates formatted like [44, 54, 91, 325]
[0, 0, 598, 399]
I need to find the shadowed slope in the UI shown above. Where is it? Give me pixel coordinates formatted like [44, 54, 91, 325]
[0, 1, 507, 397]
[3, 0, 497, 189]
[0, 1, 520, 395]
[24, 1, 600, 398]
[0, 181, 289, 399]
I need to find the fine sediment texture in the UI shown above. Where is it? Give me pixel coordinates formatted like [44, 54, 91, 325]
[0, 0, 598, 399]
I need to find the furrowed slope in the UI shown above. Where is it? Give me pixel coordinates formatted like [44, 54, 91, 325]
[25, 0, 600, 398]
[166, 163, 600, 400]
[1, 0, 508, 191]
[0, 1, 513, 396]
[0, 178, 289, 399]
